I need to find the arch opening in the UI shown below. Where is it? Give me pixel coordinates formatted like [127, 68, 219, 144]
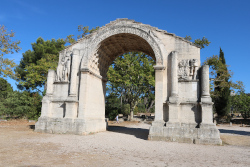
[87, 33, 157, 122]
[88, 33, 157, 78]
[105, 52, 156, 121]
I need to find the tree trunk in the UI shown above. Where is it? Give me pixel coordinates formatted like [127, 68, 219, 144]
[120, 94, 122, 112]
[130, 103, 134, 120]
[146, 100, 155, 113]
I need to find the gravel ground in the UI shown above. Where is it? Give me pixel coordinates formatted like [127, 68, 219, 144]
[0, 120, 249, 167]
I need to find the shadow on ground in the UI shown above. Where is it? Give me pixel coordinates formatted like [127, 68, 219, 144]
[29, 125, 35, 129]
[107, 126, 149, 140]
[219, 129, 250, 136]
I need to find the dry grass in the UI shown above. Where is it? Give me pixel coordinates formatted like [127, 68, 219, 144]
[221, 134, 250, 146]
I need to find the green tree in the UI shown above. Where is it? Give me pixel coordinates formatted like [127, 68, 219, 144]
[0, 77, 13, 117]
[15, 37, 66, 92]
[184, 36, 211, 49]
[77, 25, 99, 39]
[141, 90, 155, 113]
[0, 77, 13, 99]
[203, 48, 243, 117]
[107, 52, 155, 120]
[213, 48, 231, 116]
[203, 52, 231, 95]
[232, 89, 250, 119]
[0, 90, 42, 120]
[105, 93, 121, 120]
[66, 25, 99, 44]
[16, 26, 99, 92]
[0, 25, 21, 77]
[0, 78, 42, 120]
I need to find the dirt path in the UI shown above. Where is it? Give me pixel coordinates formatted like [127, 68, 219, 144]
[0, 120, 249, 167]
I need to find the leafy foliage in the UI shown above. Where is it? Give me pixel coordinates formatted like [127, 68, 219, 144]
[184, 36, 211, 49]
[107, 52, 155, 119]
[0, 91, 42, 120]
[16, 26, 99, 92]
[105, 93, 121, 120]
[203, 52, 232, 98]
[0, 77, 13, 99]
[213, 48, 231, 116]
[203, 48, 244, 117]
[66, 25, 99, 44]
[20, 54, 58, 92]
[231, 92, 250, 119]
[0, 78, 42, 120]
[77, 25, 99, 39]
[0, 25, 21, 77]
[15, 37, 66, 91]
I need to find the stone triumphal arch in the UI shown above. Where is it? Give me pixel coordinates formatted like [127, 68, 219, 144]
[35, 19, 222, 145]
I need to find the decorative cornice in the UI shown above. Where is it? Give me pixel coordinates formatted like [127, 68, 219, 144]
[153, 65, 165, 70]
[62, 18, 200, 52]
[80, 68, 107, 82]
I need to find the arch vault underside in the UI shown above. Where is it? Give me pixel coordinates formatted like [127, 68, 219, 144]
[89, 33, 157, 78]
[35, 19, 222, 145]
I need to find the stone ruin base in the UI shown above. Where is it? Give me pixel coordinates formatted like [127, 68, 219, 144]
[35, 117, 107, 135]
[148, 122, 222, 145]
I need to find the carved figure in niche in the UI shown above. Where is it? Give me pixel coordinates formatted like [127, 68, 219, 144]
[189, 59, 198, 80]
[56, 52, 65, 81]
[56, 51, 71, 81]
[62, 51, 71, 81]
[178, 59, 198, 80]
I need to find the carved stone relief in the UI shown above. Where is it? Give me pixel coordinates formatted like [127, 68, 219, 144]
[56, 51, 72, 82]
[178, 59, 198, 80]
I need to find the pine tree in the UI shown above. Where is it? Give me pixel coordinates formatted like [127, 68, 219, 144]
[214, 48, 231, 117]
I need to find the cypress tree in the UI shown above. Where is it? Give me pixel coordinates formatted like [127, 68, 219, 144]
[214, 48, 231, 117]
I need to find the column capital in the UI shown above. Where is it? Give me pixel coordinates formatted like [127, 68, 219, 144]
[153, 65, 165, 70]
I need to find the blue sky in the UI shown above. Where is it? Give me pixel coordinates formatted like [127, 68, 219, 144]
[1, 0, 250, 92]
